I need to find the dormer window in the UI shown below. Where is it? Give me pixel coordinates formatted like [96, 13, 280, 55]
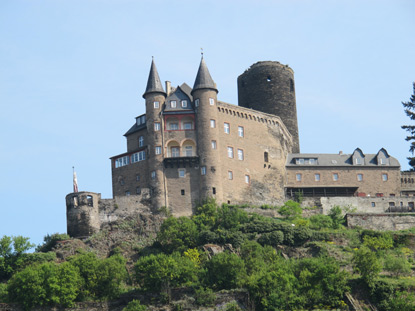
[171, 100, 177, 108]
[181, 100, 187, 108]
[355, 158, 362, 165]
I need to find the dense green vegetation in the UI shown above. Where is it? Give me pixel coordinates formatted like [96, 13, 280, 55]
[2, 199, 415, 310]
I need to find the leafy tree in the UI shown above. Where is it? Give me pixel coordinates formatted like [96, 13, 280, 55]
[0, 235, 35, 280]
[383, 253, 411, 277]
[135, 252, 198, 292]
[194, 286, 216, 306]
[328, 206, 344, 229]
[401, 82, 415, 170]
[278, 200, 302, 219]
[363, 234, 394, 250]
[36, 233, 70, 253]
[192, 198, 218, 230]
[122, 299, 148, 311]
[204, 252, 246, 290]
[353, 247, 382, 287]
[309, 214, 333, 230]
[215, 205, 249, 231]
[7, 262, 81, 310]
[157, 217, 198, 253]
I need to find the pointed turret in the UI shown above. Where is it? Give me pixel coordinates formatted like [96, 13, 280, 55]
[192, 57, 218, 94]
[143, 59, 166, 98]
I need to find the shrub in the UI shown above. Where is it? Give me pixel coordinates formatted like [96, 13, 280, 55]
[363, 234, 394, 250]
[278, 200, 302, 219]
[205, 252, 246, 290]
[383, 253, 411, 277]
[194, 286, 216, 306]
[157, 217, 198, 253]
[353, 247, 382, 287]
[309, 214, 333, 230]
[258, 231, 284, 247]
[123, 299, 148, 311]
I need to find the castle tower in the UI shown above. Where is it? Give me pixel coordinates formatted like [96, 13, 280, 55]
[192, 57, 223, 201]
[143, 59, 167, 211]
[66, 192, 100, 238]
[237, 61, 300, 153]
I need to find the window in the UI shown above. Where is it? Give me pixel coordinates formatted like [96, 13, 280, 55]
[195, 99, 199, 107]
[139, 136, 144, 147]
[357, 174, 363, 181]
[238, 126, 244, 137]
[224, 123, 230, 134]
[296, 173, 302, 181]
[181, 100, 187, 108]
[155, 146, 161, 155]
[171, 147, 180, 157]
[171, 100, 177, 108]
[181, 189, 185, 195]
[136, 174, 140, 181]
[154, 101, 159, 109]
[295, 158, 305, 164]
[211, 140, 217, 149]
[355, 158, 362, 165]
[228, 171, 233, 180]
[333, 173, 339, 181]
[183, 122, 193, 130]
[154, 122, 161, 131]
[382, 174, 388, 181]
[227, 146, 234, 158]
[371, 202, 376, 207]
[136, 115, 146, 126]
[212, 187, 216, 194]
[131, 151, 146, 163]
[169, 123, 179, 130]
[264, 152, 269, 162]
[245, 175, 250, 184]
[115, 156, 130, 168]
[151, 171, 156, 179]
[120, 179, 125, 185]
[237, 149, 244, 160]
[380, 158, 386, 165]
[125, 191, 130, 196]
[315, 173, 320, 181]
[210, 119, 216, 128]
[136, 187, 141, 195]
[179, 169, 185, 178]
[185, 146, 193, 156]
[389, 202, 395, 207]
[209, 98, 215, 105]
[201, 166, 206, 175]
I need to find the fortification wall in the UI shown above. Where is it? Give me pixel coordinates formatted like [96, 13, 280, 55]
[302, 196, 415, 215]
[347, 213, 415, 231]
[66, 191, 152, 238]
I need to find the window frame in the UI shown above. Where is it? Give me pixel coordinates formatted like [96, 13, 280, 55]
[224, 122, 230, 134]
[296, 173, 302, 181]
[237, 149, 244, 161]
[209, 98, 215, 105]
[178, 169, 186, 178]
[210, 119, 216, 128]
[151, 171, 156, 179]
[333, 173, 339, 181]
[382, 173, 388, 181]
[201, 166, 206, 175]
[245, 175, 250, 184]
[171, 100, 177, 108]
[357, 173, 363, 181]
[138, 136, 144, 147]
[238, 126, 244, 137]
[154, 101, 160, 109]
[211, 140, 217, 149]
[228, 170, 233, 180]
[154, 122, 161, 131]
[181, 100, 187, 108]
[315, 173, 320, 181]
[155, 146, 162, 155]
[227, 146, 234, 158]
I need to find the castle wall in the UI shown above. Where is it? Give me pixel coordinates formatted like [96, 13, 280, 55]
[286, 166, 401, 197]
[302, 196, 415, 215]
[215, 102, 293, 206]
[111, 159, 149, 197]
[347, 213, 415, 231]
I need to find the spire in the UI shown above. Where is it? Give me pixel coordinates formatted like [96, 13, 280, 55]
[143, 58, 166, 98]
[192, 56, 218, 94]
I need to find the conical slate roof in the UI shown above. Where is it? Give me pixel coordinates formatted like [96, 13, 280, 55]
[192, 57, 218, 94]
[143, 59, 166, 98]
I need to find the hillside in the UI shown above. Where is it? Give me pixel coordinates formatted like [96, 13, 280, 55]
[2, 200, 415, 310]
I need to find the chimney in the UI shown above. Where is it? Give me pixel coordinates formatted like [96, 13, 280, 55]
[165, 81, 171, 96]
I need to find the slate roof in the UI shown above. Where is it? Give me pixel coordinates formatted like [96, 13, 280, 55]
[192, 57, 217, 94]
[286, 150, 400, 167]
[143, 59, 166, 98]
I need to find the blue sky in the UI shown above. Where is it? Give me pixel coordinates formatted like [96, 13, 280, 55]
[1, 0, 414, 247]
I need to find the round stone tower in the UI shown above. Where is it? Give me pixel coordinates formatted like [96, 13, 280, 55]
[143, 59, 167, 211]
[192, 57, 223, 202]
[237, 61, 300, 153]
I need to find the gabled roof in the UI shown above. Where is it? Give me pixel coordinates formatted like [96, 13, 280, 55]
[192, 57, 217, 94]
[286, 149, 400, 167]
[164, 85, 194, 112]
[142, 59, 166, 98]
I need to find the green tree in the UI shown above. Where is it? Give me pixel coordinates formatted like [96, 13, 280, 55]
[353, 247, 382, 287]
[278, 200, 302, 219]
[401, 82, 415, 170]
[204, 252, 246, 290]
[36, 233, 70, 253]
[328, 206, 344, 229]
[157, 217, 198, 253]
[7, 262, 81, 310]
[383, 253, 411, 277]
[0, 235, 35, 280]
[309, 214, 333, 230]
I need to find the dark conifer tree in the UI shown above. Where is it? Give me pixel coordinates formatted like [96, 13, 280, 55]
[402, 82, 415, 170]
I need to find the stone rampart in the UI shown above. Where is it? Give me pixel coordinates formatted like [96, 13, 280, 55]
[347, 213, 415, 231]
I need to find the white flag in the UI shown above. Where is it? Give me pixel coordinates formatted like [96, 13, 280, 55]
[73, 171, 79, 193]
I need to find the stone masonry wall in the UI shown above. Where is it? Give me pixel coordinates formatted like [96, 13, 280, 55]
[347, 213, 415, 231]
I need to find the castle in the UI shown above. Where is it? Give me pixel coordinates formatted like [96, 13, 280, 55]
[66, 58, 415, 237]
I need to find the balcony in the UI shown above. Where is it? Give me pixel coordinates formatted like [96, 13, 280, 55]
[163, 156, 199, 168]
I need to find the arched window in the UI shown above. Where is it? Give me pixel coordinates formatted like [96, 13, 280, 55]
[167, 141, 180, 157]
[182, 140, 196, 157]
